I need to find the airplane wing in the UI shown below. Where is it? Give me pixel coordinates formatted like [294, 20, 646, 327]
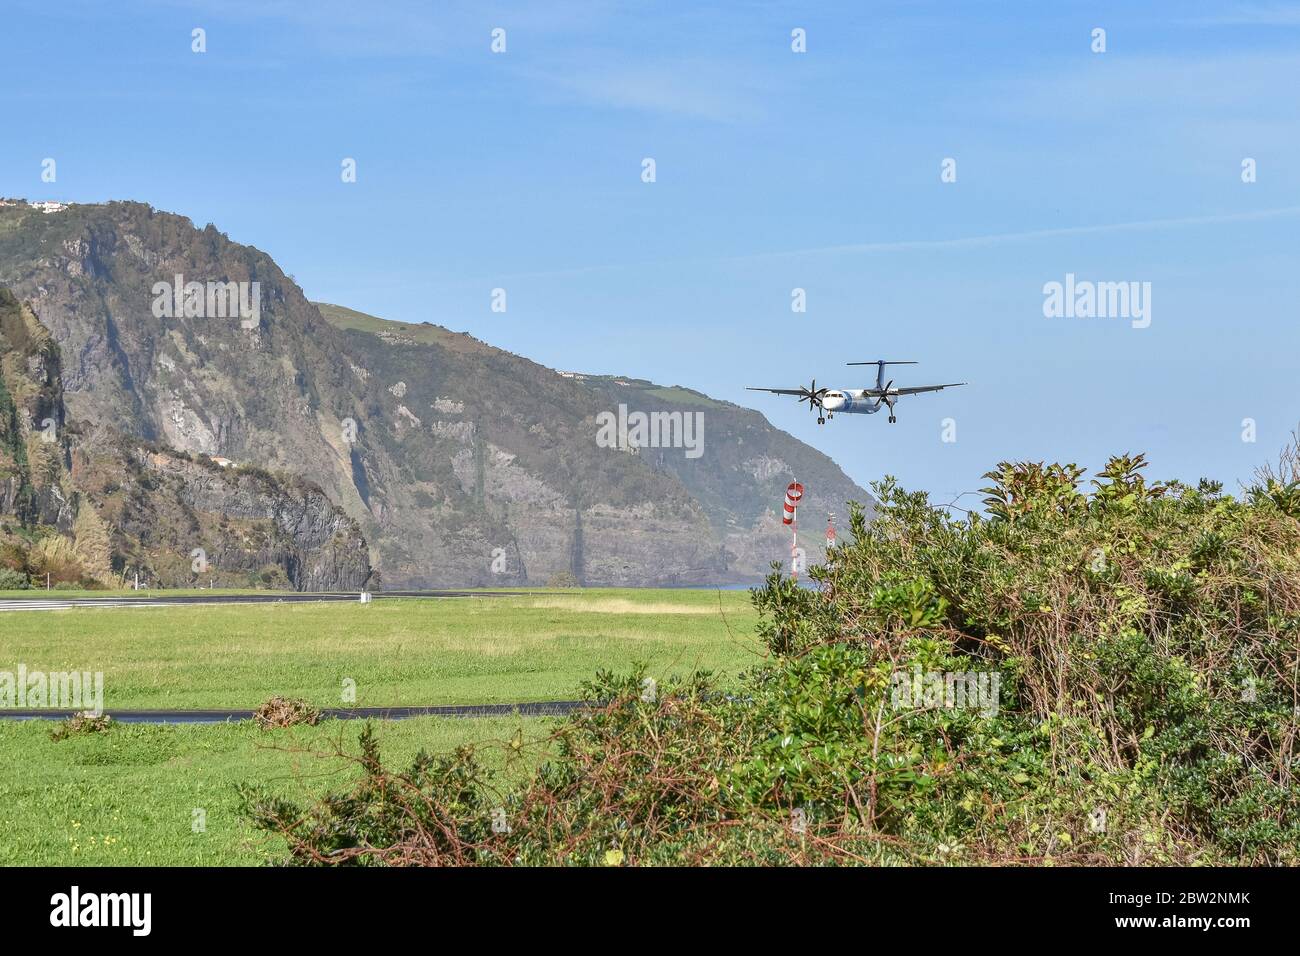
[746, 387, 812, 396]
[864, 382, 966, 396]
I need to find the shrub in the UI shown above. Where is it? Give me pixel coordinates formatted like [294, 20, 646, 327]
[0, 566, 28, 589]
[243, 454, 1300, 866]
[253, 696, 321, 729]
[50, 714, 113, 742]
[27, 534, 84, 585]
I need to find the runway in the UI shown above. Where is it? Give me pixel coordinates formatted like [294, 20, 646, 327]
[0, 590, 525, 612]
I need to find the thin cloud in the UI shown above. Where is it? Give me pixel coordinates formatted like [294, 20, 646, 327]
[488, 205, 1300, 280]
[732, 206, 1300, 261]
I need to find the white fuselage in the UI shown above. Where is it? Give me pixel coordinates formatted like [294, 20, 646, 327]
[821, 389, 883, 415]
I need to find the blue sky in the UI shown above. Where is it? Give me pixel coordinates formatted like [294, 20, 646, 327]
[3, 0, 1299, 502]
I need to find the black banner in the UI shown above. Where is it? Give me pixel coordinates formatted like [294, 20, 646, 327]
[0, 865, 1285, 941]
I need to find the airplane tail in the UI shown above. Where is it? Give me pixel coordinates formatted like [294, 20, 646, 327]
[847, 360, 917, 390]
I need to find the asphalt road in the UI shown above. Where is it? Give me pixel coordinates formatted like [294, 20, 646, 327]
[0, 590, 525, 612]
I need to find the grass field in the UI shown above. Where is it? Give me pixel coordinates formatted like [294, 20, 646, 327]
[0, 588, 762, 710]
[0, 716, 547, 866]
[0, 587, 762, 865]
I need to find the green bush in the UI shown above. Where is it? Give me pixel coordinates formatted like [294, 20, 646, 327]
[243, 454, 1299, 865]
[0, 566, 28, 589]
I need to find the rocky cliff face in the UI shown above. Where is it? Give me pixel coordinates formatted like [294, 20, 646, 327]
[0, 287, 73, 529]
[70, 438, 373, 590]
[0, 201, 872, 587]
[0, 284, 372, 590]
[324, 303, 871, 585]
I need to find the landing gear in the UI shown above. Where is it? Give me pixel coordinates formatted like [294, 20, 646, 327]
[888, 415, 896, 423]
[817, 415, 825, 425]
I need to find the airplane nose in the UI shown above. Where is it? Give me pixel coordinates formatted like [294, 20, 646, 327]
[824, 395, 845, 410]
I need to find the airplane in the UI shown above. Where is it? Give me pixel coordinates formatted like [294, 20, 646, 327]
[747, 360, 966, 425]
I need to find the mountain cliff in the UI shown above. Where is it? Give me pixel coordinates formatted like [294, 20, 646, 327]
[0, 285, 371, 590]
[0, 200, 871, 587]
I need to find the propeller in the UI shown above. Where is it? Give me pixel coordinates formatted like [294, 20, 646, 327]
[871, 380, 894, 408]
[798, 379, 829, 413]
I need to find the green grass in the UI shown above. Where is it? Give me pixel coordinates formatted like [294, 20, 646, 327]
[633, 385, 721, 407]
[314, 301, 491, 352]
[0, 587, 762, 864]
[0, 588, 762, 709]
[0, 716, 548, 865]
